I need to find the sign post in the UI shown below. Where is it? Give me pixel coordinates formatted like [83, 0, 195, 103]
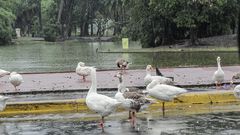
[122, 38, 129, 49]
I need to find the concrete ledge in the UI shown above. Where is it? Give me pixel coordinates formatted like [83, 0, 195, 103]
[0, 91, 238, 117]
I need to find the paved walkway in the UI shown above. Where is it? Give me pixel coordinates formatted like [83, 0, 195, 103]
[0, 66, 239, 94]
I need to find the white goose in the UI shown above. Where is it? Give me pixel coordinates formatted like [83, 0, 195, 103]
[9, 72, 23, 91]
[86, 67, 121, 131]
[233, 85, 240, 99]
[114, 72, 152, 127]
[76, 62, 91, 82]
[146, 80, 187, 114]
[212, 56, 224, 88]
[144, 65, 174, 86]
[0, 69, 10, 78]
[0, 95, 9, 111]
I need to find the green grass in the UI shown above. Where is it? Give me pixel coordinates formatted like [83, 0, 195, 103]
[98, 46, 238, 53]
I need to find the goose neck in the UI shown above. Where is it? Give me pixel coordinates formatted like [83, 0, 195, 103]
[146, 71, 151, 75]
[88, 69, 97, 94]
[217, 61, 222, 70]
[147, 81, 156, 90]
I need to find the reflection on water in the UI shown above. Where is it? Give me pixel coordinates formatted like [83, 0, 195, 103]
[0, 40, 239, 73]
[1, 111, 240, 134]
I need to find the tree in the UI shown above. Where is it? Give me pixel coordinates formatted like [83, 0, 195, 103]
[0, 0, 16, 45]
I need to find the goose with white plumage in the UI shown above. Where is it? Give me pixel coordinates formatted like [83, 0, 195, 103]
[86, 67, 121, 131]
[212, 56, 224, 88]
[144, 65, 174, 86]
[0, 95, 9, 111]
[233, 85, 240, 99]
[0, 69, 10, 78]
[145, 80, 187, 114]
[9, 72, 23, 91]
[76, 62, 91, 82]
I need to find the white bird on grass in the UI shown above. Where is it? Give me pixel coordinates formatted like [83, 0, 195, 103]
[86, 67, 121, 132]
[212, 56, 224, 89]
[76, 62, 91, 82]
[144, 65, 174, 86]
[9, 72, 23, 91]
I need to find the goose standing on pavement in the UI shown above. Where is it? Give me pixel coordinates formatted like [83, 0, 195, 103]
[146, 80, 187, 115]
[86, 67, 121, 132]
[76, 62, 91, 82]
[144, 65, 174, 86]
[9, 72, 23, 91]
[114, 72, 153, 127]
[0, 69, 10, 78]
[233, 85, 240, 99]
[0, 95, 9, 111]
[116, 58, 130, 73]
[212, 56, 224, 88]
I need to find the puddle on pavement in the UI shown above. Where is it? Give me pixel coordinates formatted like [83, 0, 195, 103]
[0, 111, 240, 134]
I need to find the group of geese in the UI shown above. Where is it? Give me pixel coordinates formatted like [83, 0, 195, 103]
[77, 56, 240, 131]
[1, 56, 240, 132]
[76, 59, 187, 131]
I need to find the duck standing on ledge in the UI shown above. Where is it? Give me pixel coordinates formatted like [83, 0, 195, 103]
[0, 69, 10, 78]
[76, 62, 91, 82]
[144, 65, 174, 86]
[212, 56, 224, 89]
[86, 67, 121, 132]
[9, 72, 23, 91]
[146, 80, 187, 116]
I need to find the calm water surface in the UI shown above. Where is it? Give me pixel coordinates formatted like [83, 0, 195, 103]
[0, 40, 239, 73]
[1, 111, 240, 135]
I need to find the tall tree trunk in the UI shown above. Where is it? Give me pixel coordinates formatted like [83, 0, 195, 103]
[189, 27, 198, 46]
[57, 0, 64, 23]
[57, 0, 74, 39]
[238, 10, 240, 59]
[38, 0, 42, 31]
[90, 22, 93, 36]
[64, 0, 74, 39]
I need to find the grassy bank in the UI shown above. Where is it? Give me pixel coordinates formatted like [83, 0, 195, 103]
[98, 46, 237, 53]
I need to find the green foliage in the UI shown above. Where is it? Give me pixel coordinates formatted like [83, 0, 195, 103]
[0, 0, 239, 46]
[0, 5, 15, 45]
[125, 0, 240, 47]
[43, 22, 58, 42]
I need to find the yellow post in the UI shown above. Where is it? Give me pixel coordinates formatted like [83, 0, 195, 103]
[122, 38, 129, 49]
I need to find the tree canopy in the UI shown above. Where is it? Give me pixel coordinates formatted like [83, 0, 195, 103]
[0, 0, 239, 47]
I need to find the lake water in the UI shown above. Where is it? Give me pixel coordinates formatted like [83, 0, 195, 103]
[0, 39, 239, 73]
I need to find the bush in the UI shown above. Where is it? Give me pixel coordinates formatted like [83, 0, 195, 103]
[43, 23, 58, 42]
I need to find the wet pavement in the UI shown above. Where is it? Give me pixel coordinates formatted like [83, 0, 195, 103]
[0, 66, 239, 94]
[1, 110, 240, 135]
